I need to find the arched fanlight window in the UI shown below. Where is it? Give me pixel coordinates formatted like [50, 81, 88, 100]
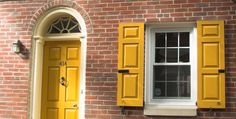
[47, 16, 81, 34]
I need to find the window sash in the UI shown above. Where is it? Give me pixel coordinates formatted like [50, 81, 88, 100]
[153, 32, 191, 99]
[145, 26, 197, 105]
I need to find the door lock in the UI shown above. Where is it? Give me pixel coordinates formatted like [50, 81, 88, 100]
[73, 104, 77, 107]
[59, 77, 68, 87]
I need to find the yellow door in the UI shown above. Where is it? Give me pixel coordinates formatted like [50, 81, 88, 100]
[41, 41, 80, 119]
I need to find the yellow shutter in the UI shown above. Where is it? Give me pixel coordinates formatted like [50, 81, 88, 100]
[197, 21, 225, 108]
[117, 23, 144, 107]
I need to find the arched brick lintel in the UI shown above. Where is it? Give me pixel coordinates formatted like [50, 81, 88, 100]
[27, 0, 93, 35]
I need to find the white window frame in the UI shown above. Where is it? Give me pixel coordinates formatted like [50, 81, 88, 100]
[145, 23, 197, 116]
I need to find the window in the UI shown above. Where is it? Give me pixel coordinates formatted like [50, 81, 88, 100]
[153, 32, 191, 99]
[47, 16, 81, 34]
[145, 24, 197, 116]
[117, 22, 225, 115]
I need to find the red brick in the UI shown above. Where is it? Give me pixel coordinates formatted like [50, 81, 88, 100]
[0, 0, 235, 119]
[171, 13, 184, 17]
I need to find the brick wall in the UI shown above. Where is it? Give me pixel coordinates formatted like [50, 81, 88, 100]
[0, 0, 236, 118]
[0, 1, 42, 118]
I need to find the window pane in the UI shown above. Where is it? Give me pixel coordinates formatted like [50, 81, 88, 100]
[179, 82, 190, 97]
[54, 19, 63, 30]
[152, 31, 192, 100]
[70, 25, 81, 33]
[167, 33, 178, 47]
[167, 49, 177, 62]
[153, 82, 166, 98]
[50, 26, 60, 33]
[153, 66, 191, 99]
[68, 19, 77, 29]
[179, 66, 190, 81]
[156, 33, 165, 47]
[153, 66, 165, 81]
[167, 66, 178, 81]
[180, 32, 189, 47]
[61, 17, 69, 27]
[167, 82, 178, 97]
[155, 49, 165, 63]
[179, 48, 189, 62]
[47, 16, 81, 34]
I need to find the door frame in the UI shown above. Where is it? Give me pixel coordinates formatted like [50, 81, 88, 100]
[30, 7, 87, 119]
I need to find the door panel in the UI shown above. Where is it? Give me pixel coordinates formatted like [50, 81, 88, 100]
[41, 41, 80, 119]
[65, 109, 77, 119]
[47, 108, 59, 119]
[66, 67, 79, 102]
[49, 47, 61, 60]
[67, 48, 79, 60]
[47, 67, 60, 101]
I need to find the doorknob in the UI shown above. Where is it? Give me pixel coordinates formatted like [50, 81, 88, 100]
[73, 104, 77, 107]
[59, 77, 68, 87]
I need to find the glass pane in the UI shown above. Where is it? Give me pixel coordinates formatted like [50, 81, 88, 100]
[70, 25, 81, 33]
[68, 19, 76, 29]
[179, 82, 190, 97]
[61, 17, 69, 28]
[166, 66, 178, 81]
[153, 66, 191, 99]
[180, 32, 189, 47]
[50, 26, 60, 33]
[54, 20, 63, 30]
[156, 33, 165, 47]
[179, 66, 190, 81]
[153, 66, 165, 81]
[155, 49, 165, 63]
[62, 30, 69, 33]
[167, 33, 178, 47]
[179, 48, 189, 62]
[47, 17, 81, 34]
[167, 49, 177, 62]
[153, 82, 166, 98]
[167, 82, 178, 97]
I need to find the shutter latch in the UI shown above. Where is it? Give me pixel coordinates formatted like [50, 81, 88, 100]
[218, 69, 225, 73]
[118, 70, 129, 73]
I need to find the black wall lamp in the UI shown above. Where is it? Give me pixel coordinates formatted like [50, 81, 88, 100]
[12, 40, 29, 59]
[12, 40, 22, 54]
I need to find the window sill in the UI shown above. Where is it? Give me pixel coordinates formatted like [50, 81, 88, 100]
[144, 105, 197, 116]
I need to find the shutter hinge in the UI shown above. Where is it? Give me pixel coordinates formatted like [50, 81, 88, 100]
[120, 106, 126, 115]
[209, 108, 214, 116]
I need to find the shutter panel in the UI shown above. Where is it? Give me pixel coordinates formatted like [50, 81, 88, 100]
[197, 21, 225, 108]
[117, 23, 144, 107]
